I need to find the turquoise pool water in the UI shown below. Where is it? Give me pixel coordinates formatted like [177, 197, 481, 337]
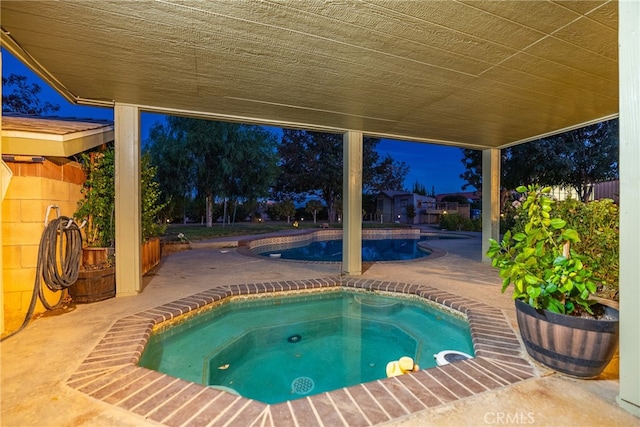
[139, 290, 474, 404]
[256, 237, 430, 261]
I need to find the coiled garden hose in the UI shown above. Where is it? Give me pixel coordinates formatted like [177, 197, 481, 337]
[1, 216, 83, 341]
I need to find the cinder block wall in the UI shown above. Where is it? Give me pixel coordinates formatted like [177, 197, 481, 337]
[2, 159, 85, 333]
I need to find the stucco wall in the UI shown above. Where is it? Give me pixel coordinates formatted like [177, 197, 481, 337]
[2, 159, 84, 333]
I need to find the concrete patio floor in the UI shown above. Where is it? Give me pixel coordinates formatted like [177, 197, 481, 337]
[1, 229, 637, 426]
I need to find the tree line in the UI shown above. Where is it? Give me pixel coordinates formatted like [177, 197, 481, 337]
[145, 118, 410, 225]
[459, 119, 619, 203]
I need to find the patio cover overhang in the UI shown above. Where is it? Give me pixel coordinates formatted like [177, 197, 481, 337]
[1, 0, 638, 416]
[1, 115, 114, 157]
[1, 1, 618, 149]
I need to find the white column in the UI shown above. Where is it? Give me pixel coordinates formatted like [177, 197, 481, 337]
[0, 122, 4, 334]
[481, 148, 501, 263]
[114, 104, 141, 296]
[617, 0, 640, 416]
[343, 131, 363, 276]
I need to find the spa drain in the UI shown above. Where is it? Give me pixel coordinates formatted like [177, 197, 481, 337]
[291, 376, 315, 395]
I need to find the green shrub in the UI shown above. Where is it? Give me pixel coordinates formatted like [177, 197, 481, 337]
[439, 213, 481, 231]
[406, 204, 417, 221]
[141, 152, 168, 241]
[468, 217, 482, 231]
[554, 198, 619, 300]
[497, 188, 619, 302]
[76, 146, 167, 247]
[75, 148, 115, 248]
[487, 185, 598, 314]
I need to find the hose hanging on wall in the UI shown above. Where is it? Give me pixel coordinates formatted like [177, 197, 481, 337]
[1, 210, 83, 341]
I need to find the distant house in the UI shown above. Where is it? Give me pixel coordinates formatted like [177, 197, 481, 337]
[376, 191, 437, 224]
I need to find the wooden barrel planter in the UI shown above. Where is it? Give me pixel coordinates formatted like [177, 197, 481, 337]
[69, 247, 116, 304]
[70, 266, 116, 303]
[70, 240, 159, 303]
[515, 299, 619, 378]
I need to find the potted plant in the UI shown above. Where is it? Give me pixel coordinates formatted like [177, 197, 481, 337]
[71, 146, 116, 303]
[71, 146, 167, 302]
[487, 185, 619, 378]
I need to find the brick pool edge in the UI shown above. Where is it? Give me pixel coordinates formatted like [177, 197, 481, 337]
[66, 277, 536, 427]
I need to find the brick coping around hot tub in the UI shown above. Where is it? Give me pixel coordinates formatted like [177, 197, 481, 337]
[66, 278, 536, 427]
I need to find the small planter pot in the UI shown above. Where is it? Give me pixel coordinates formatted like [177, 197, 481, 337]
[515, 299, 619, 378]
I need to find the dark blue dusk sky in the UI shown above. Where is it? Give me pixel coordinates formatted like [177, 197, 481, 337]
[2, 50, 470, 194]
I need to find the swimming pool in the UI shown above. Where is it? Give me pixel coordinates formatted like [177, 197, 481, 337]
[256, 238, 430, 261]
[139, 290, 474, 404]
[246, 229, 470, 262]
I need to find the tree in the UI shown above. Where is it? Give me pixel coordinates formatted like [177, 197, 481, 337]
[460, 120, 619, 202]
[75, 146, 166, 247]
[368, 154, 409, 193]
[460, 149, 483, 192]
[553, 120, 618, 201]
[412, 181, 427, 196]
[140, 152, 168, 240]
[461, 145, 565, 210]
[176, 118, 229, 227]
[145, 120, 194, 223]
[145, 117, 279, 226]
[276, 130, 407, 222]
[268, 199, 296, 223]
[501, 141, 567, 191]
[405, 204, 416, 223]
[219, 125, 279, 224]
[2, 73, 60, 115]
[75, 148, 115, 247]
[362, 192, 378, 219]
[305, 200, 323, 224]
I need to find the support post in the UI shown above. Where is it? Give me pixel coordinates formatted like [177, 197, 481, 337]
[481, 148, 501, 263]
[0, 124, 4, 334]
[342, 131, 363, 276]
[617, 0, 640, 416]
[114, 104, 141, 296]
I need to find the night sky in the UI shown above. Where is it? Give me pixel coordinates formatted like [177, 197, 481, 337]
[2, 49, 470, 194]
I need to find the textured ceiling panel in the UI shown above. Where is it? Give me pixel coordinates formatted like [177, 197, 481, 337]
[1, 0, 618, 149]
[554, 0, 612, 15]
[584, 1, 617, 28]
[552, 17, 617, 60]
[461, 0, 583, 33]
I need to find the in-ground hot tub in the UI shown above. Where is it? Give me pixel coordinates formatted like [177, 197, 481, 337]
[139, 289, 475, 404]
[66, 278, 534, 426]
